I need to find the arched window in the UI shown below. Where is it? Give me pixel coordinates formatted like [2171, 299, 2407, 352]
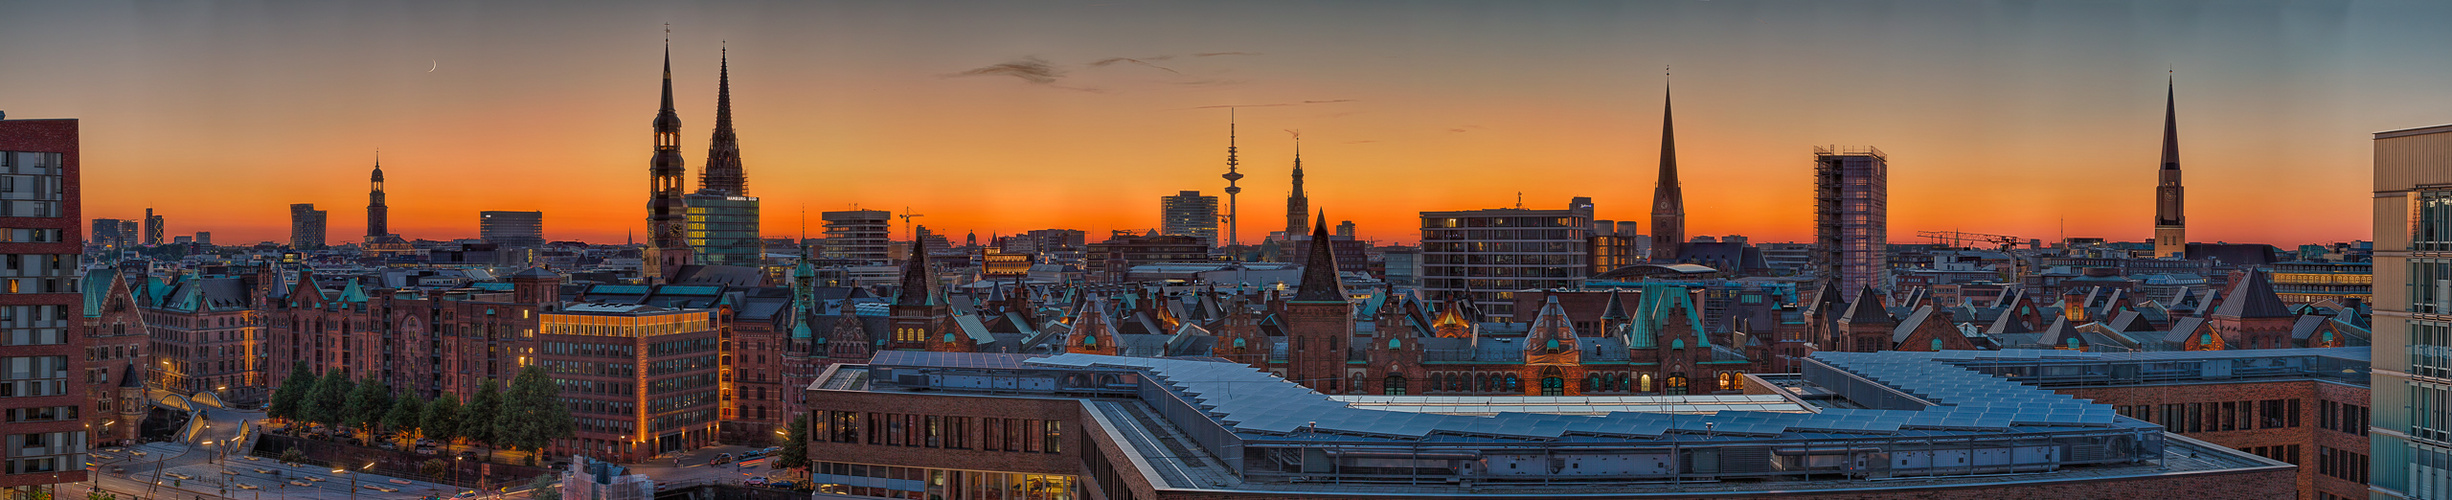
[1383, 375, 1407, 395]
[1641, 373, 1653, 392]
[1540, 368, 1565, 396]
[1506, 374, 1520, 393]
[1931, 338, 1944, 351]
[1666, 373, 1689, 396]
[1717, 372, 1734, 391]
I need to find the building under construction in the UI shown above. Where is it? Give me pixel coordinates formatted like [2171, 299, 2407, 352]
[1815, 146, 1889, 293]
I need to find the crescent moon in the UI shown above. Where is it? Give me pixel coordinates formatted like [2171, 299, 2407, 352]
[428, 60, 437, 73]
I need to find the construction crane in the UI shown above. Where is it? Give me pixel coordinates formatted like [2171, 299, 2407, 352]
[897, 208, 926, 244]
[1915, 230, 2023, 250]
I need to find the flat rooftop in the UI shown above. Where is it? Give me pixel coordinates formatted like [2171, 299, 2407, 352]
[812, 349, 2297, 496]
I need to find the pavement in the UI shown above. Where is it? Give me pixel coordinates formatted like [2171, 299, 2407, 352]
[66, 403, 479, 499]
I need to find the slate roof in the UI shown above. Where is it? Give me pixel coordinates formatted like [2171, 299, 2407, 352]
[2214, 269, 2294, 319]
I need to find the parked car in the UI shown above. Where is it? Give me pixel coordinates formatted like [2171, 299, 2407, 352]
[709, 453, 733, 465]
[110, 466, 124, 474]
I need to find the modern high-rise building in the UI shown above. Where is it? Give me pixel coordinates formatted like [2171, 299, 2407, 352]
[193, 232, 209, 246]
[89, 218, 122, 250]
[142, 208, 161, 246]
[2154, 77, 2188, 259]
[643, 37, 693, 283]
[288, 203, 326, 250]
[685, 48, 762, 267]
[1420, 199, 1596, 320]
[2370, 122, 2452, 498]
[1159, 190, 1219, 247]
[479, 211, 546, 247]
[1649, 83, 1685, 262]
[0, 116, 90, 491]
[822, 210, 891, 263]
[1814, 146, 1889, 293]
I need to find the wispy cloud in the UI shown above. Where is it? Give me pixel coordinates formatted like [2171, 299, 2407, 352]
[950, 57, 1064, 84]
[1447, 124, 1485, 133]
[1195, 51, 1261, 57]
[1087, 56, 1180, 75]
[946, 57, 1104, 92]
[1192, 99, 1357, 109]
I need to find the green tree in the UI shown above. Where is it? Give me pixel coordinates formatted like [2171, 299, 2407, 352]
[304, 371, 354, 428]
[383, 393, 425, 442]
[422, 393, 463, 444]
[267, 362, 314, 422]
[278, 447, 306, 465]
[526, 473, 562, 500]
[494, 366, 575, 458]
[465, 380, 502, 453]
[418, 458, 449, 479]
[775, 414, 810, 471]
[344, 381, 392, 431]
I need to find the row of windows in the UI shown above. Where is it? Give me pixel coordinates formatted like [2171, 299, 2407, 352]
[646, 355, 715, 377]
[2123, 399, 2301, 434]
[811, 461, 1078, 500]
[1421, 265, 1584, 279]
[2316, 445, 2368, 484]
[561, 397, 636, 416]
[2415, 322, 2452, 380]
[2321, 397, 2372, 438]
[2, 405, 75, 423]
[542, 359, 636, 379]
[2244, 444, 2300, 465]
[2410, 190, 2452, 251]
[815, 410, 1065, 455]
[646, 389, 714, 414]
[647, 407, 714, 433]
[544, 341, 635, 359]
[1421, 216, 1588, 229]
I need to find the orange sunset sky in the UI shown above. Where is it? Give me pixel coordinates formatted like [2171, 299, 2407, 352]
[3, 1, 2443, 247]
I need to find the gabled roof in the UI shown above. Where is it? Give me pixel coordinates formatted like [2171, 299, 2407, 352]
[2213, 269, 2293, 319]
[1841, 287, 1894, 325]
[81, 267, 119, 317]
[1891, 305, 1936, 344]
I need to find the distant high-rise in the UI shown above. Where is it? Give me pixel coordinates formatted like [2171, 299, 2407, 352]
[1421, 199, 1596, 319]
[1649, 82, 1684, 261]
[1285, 138, 1309, 241]
[367, 153, 389, 239]
[91, 218, 123, 249]
[480, 211, 545, 247]
[117, 220, 136, 248]
[1159, 190, 1219, 246]
[193, 232, 209, 246]
[1814, 146, 1889, 293]
[686, 47, 762, 267]
[644, 36, 692, 283]
[2154, 77, 2187, 259]
[822, 210, 892, 263]
[289, 203, 327, 250]
[143, 208, 162, 246]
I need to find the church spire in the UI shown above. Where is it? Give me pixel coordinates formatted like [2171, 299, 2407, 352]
[700, 43, 746, 196]
[2153, 72, 2186, 258]
[1649, 73, 1685, 261]
[1292, 211, 1344, 302]
[1285, 133, 1309, 240]
[367, 150, 387, 238]
[644, 29, 692, 283]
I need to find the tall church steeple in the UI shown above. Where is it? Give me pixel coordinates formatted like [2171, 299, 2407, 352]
[367, 151, 387, 238]
[1285, 135, 1309, 240]
[2154, 74, 2186, 259]
[1649, 76, 1685, 261]
[644, 32, 692, 283]
[700, 44, 745, 196]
